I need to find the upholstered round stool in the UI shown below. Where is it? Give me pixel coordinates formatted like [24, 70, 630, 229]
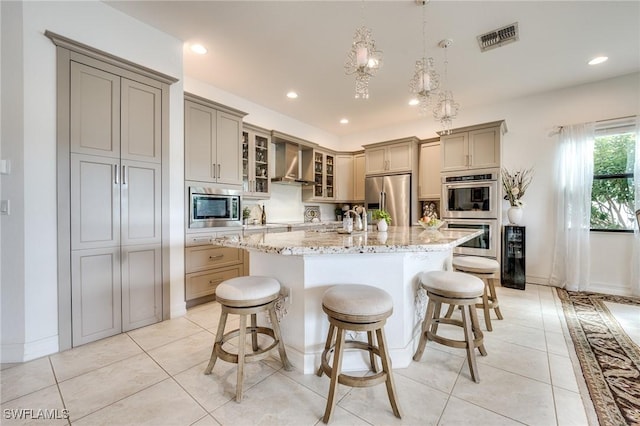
[451, 256, 503, 331]
[204, 276, 292, 402]
[413, 271, 487, 383]
[316, 284, 402, 423]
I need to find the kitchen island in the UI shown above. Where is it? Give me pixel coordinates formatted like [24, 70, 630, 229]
[212, 226, 482, 373]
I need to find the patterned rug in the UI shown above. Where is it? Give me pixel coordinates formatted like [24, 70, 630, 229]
[557, 289, 640, 426]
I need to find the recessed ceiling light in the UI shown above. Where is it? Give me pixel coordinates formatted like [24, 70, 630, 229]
[340, 118, 349, 124]
[286, 91, 298, 99]
[588, 56, 608, 65]
[190, 44, 208, 55]
[408, 99, 420, 106]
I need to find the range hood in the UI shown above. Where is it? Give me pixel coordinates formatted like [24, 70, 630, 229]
[271, 141, 314, 185]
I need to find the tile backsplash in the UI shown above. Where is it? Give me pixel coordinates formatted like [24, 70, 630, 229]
[243, 184, 337, 223]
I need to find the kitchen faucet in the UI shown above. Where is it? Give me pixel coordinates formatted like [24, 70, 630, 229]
[344, 206, 367, 231]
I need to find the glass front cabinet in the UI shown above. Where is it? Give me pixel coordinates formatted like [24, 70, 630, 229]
[242, 124, 270, 199]
[303, 149, 335, 202]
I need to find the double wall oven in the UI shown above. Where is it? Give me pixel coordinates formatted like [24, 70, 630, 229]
[441, 169, 500, 258]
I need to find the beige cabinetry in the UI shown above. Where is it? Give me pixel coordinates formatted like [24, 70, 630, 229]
[440, 121, 506, 172]
[242, 123, 270, 198]
[334, 152, 365, 202]
[418, 139, 441, 200]
[353, 152, 365, 201]
[184, 231, 246, 307]
[364, 138, 418, 175]
[334, 154, 354, 202]
[302, 149, 335, 202]
[184, 94, 247, 185]
[68, 59, 164, 345]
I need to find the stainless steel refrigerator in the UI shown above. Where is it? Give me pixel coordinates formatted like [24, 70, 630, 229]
[365, 174, 412, 227]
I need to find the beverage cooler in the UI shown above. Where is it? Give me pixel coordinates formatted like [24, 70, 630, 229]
[502, 225, 526, 290]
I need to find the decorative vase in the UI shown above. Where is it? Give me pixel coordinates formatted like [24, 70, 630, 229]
[507, 206, 523, 225]
[377, 220, 388, 232]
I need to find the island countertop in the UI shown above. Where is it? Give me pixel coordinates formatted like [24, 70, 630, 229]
[212, 226, 482, 255]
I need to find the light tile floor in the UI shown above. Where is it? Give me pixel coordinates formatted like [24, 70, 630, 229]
[1, 284, 606, 425]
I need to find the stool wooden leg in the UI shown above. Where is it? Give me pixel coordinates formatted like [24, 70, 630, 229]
[322, 328, 345, 424]
[431, 301, 443, 335]
[268, 307, 293, 371]
[444, 304, 456, 319]
[481, 280, 493, 331]
[461, 306, 480, 383]
[376, 328, 402, 419]
[489, 278, 504, 320]
[469, 305, 487, 357]
[413, 299, 436, 361]
[205, 311, 228, 375]
[367, 331, 378, 373]
[250, 313, 259, 352]
[235, 314, 247, 402]
[317, 324, 335, 377]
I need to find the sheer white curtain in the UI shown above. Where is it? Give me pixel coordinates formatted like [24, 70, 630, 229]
[550, 123, 595, 291]
[631, 116, 640, 296]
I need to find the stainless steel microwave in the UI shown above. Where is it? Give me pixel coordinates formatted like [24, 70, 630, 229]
[441, 169, 499, 219]
[189, 187, 241, 228]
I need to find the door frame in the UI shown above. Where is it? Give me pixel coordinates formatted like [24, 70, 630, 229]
[47, 31, 177, 350]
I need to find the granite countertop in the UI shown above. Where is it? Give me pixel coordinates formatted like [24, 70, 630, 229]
[241, 221, 342, 233]
[213, 226, 482, 255]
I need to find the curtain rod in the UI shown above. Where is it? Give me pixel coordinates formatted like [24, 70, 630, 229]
[550, 114, 637, 136]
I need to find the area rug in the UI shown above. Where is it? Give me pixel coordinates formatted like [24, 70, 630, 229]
[557, 289, 640, 426]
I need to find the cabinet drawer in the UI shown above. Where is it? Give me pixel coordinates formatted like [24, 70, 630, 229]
[185, 234, 215, 247]
[185, 266, 242, 300]
[185, 246, 242, 273]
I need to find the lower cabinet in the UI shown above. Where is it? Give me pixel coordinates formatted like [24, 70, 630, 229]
[185, 235, 247, 307]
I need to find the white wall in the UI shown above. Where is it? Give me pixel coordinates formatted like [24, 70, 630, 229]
[1, 0, 185, 362]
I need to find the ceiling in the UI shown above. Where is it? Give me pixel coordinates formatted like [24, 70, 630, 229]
[105, 1, 639, 137]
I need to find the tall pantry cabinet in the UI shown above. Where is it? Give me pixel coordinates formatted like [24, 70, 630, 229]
[50, 32, 176, 348]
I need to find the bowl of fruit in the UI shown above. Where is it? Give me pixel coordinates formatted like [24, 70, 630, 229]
[418, 217, 445, 231]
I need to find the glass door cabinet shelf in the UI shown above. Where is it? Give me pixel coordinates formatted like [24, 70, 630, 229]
[242, 125, 270, 199]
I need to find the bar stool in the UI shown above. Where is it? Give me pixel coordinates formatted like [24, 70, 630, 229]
[204, 276, 292, 402]
[451, 256, 503, 331]
[316, 284, 402, 423]
[413, 271, 487, 383]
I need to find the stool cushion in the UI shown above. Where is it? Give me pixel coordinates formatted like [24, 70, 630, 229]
[216, 276, 280, 303]
[452, 256, 500, 274]
[420, 271, 484, 298]
[322, 284, 393, 317]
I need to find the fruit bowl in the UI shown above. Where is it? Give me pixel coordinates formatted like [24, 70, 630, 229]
[418, 218, 445, 231]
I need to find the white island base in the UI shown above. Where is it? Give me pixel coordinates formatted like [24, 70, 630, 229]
[249, 250, 451, 374]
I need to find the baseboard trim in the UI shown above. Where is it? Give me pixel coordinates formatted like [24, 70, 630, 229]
[1, 335, 59, 363]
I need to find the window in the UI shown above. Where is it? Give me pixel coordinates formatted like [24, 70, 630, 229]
[590, 118, 636, 232]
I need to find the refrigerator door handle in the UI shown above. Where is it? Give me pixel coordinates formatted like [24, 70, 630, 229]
[381, 191, 386, 211]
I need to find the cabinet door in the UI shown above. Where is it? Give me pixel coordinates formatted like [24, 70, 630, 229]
[72, 247, 122, 345]
[121, 79, 161, 163]
[70, 61, 121, 158]
[469, 127, 500, 169]
[121, 160, 161, 246]
[353, 154, 365, 201]
[253, 132, 270, 196]
[419, 143, 441, 199]
[184, 100, 216, 182]
[365, 147, 387, 174]
[71, 153, 120, 250]
[441, 133, 469, 172]
[335, 155, 353, 202]
[386, 142, 413, 173]
[121, 244, 162, 331]
[325, 154, 334, 199]
[216, 111, 242, 185]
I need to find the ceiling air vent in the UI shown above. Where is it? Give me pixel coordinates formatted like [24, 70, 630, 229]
[477, 22, 519, 52]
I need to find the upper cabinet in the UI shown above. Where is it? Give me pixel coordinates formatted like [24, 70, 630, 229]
[302, 149, 335, 202]
[418, 139, 441, 200]
[184, 94, 247, 185]
[440, 121, 506, 172]
[242, 123, 270, 199]
[334, 152, 365, 203]
[363, 137, 418, 175]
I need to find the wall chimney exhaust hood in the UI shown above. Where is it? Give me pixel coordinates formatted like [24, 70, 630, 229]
[270, 131, 316, 185]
